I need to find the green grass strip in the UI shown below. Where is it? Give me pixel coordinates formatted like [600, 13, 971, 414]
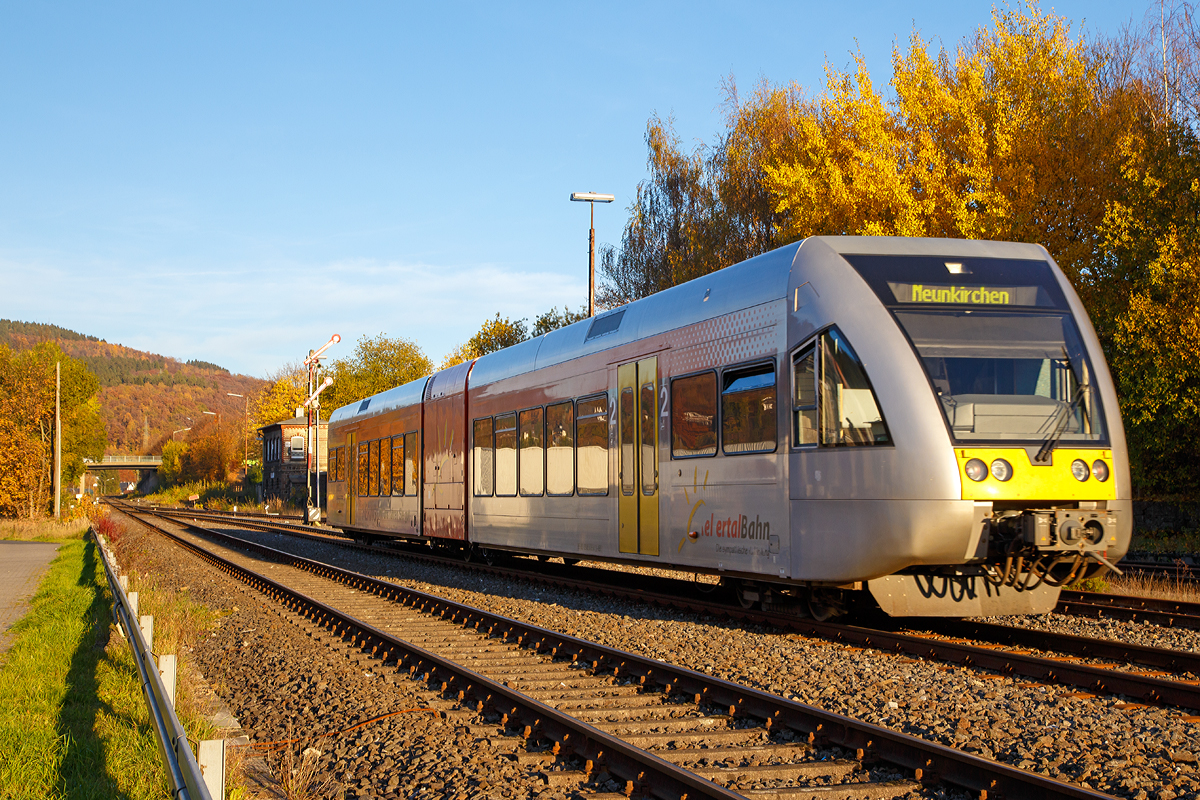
[0, 537, 169, 800]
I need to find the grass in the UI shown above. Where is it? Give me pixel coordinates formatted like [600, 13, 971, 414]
[0, 518, 92, 542]
[0, 514, 231, 799]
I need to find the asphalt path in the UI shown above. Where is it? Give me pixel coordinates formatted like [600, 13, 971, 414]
[0, 541, 61, 659]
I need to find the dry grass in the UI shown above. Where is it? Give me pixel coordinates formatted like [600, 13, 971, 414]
[1107, 564, 1200, 604]
[0, 517, 91, 541]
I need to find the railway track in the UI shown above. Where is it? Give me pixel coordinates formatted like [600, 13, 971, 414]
[116, 502, 1200, 714]
[111, 503, 1120, 800]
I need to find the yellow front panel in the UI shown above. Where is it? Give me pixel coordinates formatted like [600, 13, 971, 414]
[956, 448, 1117, 501]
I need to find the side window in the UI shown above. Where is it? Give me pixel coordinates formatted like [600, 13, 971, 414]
[335, 446, 345, 482]
[473, 418, 494, 497]
[290, 434, 306, 460]
[820, 329, 891, 446]
[391, 435, 405, 495]
[721, 362, 777, 454]
[671, 372, 717, 457]
[379, 438, 391, 496]
[519, 407, 544, 496]
[357, 442, 369, 497]
[576, 394, 608, 495]
[793, 345, 819, 446]
[546, 402, 574, 496]
[495, 414, 517, 496]
[640, 382, 657, 495]
[405, 432, 419, 495]
[367, 439, 380, 497]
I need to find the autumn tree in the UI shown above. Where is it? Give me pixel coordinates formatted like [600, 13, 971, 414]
[0, 342, 107, 516]
[532, 305, 589, 336]
[253, 362, 309, 427]
[322, 334, 433, 411]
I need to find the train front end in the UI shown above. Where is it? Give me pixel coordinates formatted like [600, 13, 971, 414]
[791, 238, 1131, 617]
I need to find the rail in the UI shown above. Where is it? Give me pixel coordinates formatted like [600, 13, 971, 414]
[93, 528, 216, 800]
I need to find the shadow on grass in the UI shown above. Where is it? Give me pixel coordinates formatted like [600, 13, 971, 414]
[54, 538, 138, 800]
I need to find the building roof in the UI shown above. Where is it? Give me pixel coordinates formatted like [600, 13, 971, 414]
[257, 417, 328, 433]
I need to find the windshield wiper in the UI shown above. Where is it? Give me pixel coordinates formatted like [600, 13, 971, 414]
[1035, 383, 1087, 463]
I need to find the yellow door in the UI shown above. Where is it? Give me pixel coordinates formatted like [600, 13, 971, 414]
[618, 357, 659, 556]
[346, 432, 356, 526]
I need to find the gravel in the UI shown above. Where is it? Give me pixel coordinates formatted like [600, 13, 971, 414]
[122, 516, 1200, 799]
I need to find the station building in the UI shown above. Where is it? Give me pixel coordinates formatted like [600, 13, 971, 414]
[259, 415, 328, 504]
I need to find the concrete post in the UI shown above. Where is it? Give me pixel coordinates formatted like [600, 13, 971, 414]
[140, 615, 153, 653]
[198, 739, 226, 799]
[158, 653, 177, 708]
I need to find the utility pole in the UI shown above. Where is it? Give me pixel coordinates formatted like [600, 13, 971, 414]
[303, 335, 340, 521]
[54, 362, 61, 519]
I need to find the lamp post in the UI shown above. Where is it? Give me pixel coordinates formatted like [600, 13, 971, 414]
[303, 335, 340, 519]
[202, 411, 220, 483]
[570, 192, 615, 317]
[227, 392, 247, 473]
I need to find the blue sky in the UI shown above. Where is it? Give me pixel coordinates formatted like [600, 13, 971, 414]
[1, 1, 1143, 377]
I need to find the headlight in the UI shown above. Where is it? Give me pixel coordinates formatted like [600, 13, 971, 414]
[1071, 459, 1090, 482]
[1092, 460, 1110, 482]
[990, 458, 1013, 481]
[964, 458, 988, 482]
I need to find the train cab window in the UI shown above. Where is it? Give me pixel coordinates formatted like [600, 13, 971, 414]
[405, 432, 419, 496]
[367, 439, 380, 497]
[619, 388, 635, 494]
[792, 346, 819, 446]
[495, 414, 517, 496]
[546, 402, 574, 496]
[391, 436, 405, 495]
[473, 418, 494, 496]
[721, 363, 777, 454]
[519, 407, 545, 496]
[357, 442, 369, 497]
[820, 329, 891, 446]
[671, 373, 717, 457]
[576, 394, 608, 495]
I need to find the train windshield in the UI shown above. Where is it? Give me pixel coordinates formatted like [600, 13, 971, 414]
[891, 310, 1107, 444]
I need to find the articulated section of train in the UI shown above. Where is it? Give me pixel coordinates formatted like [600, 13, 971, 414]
[326, 236, 1131, 618]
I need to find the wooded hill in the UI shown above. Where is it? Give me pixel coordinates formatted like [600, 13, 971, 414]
[0, 320, 267, 455]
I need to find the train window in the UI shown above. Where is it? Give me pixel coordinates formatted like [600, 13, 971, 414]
[671, 373, 717, 457]
[379, 439, 392, 496]
[336, 446, 346, 482]
[367, 439, 380, 497]
[576, 394, 608, 495]
[640, 383, 657, 495]
[792, 346, 819, 446]
[546, 402, 573, 496]
[405, 432, 419, 495]
[519, 407, 545, 496]
[473, 418, 494, 497]
[820, 330, 891, 446]
[722, 363, 777, 454]
[620, 388, 635, 495]
[495, 414, 517, 496]
[357, 442, 369, 497]
[391, 436, 405, 495]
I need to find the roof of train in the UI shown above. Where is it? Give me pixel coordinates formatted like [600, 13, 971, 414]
[327, 236, 1055, 426]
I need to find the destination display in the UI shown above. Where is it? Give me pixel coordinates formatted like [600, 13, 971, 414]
[887, 282, 1047, 306]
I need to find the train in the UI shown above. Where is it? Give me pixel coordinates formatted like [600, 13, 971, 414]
[325, 236, 1131, 618]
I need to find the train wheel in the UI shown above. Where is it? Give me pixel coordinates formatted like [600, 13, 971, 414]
[732, 580, 761, 610]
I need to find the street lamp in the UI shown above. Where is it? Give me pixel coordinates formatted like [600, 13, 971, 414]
[570, 192, 615, 317]
[202, 411, 220, 483]
[171, 427, 191, 439]
[227, 392, 248, 471]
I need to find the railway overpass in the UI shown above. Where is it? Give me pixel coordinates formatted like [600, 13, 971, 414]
[81, 455, 162, 494]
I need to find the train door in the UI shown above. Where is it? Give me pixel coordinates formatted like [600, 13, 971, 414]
[422, 360, 471, 540]
[345, 432, 356, 526]
[618, 356, 660, 556]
